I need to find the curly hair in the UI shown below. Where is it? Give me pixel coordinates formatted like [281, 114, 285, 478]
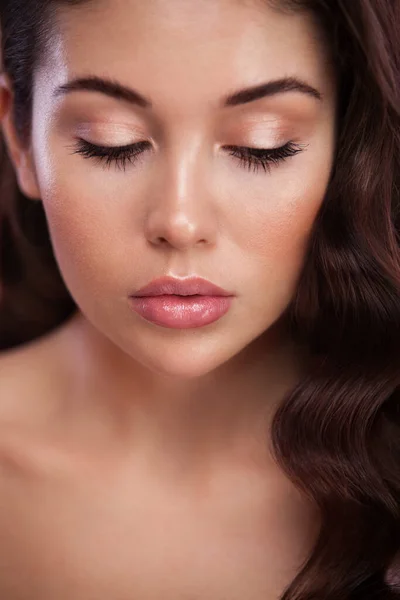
[1, 0, 400, 598]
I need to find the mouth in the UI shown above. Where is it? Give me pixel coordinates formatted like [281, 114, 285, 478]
[129, 275, 235, 328]
[129, 294, 233, 329]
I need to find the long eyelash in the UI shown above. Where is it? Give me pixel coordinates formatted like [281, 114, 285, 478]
[69, 139, 306, 174]
[224, 141, 307, 173]
[68, 140, 151, 171]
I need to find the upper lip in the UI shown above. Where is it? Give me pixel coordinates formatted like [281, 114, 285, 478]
[132, 276, 234, 297]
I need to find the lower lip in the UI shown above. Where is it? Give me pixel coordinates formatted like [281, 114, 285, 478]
[129, 295, 233, 329]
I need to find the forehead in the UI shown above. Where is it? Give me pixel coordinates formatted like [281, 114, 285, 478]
[42, 0, 333, 111]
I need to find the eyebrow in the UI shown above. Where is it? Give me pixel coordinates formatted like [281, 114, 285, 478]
[53, 74, 323, 108]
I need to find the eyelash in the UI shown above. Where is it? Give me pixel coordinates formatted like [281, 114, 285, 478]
[69, 139, 306, 174]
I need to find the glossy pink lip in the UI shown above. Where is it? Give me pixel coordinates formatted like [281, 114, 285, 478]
[129, 276, 235, 329]
[132, 276, 234, 297]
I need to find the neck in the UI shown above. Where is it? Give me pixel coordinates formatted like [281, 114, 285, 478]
[58, 311, 310, 473]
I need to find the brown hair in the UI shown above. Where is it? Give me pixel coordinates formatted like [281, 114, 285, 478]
[1, 0, 400, 597]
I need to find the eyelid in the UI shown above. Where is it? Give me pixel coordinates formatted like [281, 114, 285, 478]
[221, 122, 295, 149]
[74, 123, 151, 145]
[238, 127, 288, 147]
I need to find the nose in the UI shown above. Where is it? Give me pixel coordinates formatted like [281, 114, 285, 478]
[144, 142, 218, 251]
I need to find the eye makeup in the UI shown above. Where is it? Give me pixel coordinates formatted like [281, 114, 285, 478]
[67, 136, 307, 174]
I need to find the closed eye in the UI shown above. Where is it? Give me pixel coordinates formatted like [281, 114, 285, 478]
[68, 139, 307, 173]
[67, 139, 152, 171]
[223, 141, 306, 173]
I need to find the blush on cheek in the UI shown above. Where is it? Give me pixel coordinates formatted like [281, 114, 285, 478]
[40, 190, 109, 294]
[240, 187, 325, 259]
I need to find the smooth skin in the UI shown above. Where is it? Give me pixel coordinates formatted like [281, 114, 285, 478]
[0, 0, 336, 598]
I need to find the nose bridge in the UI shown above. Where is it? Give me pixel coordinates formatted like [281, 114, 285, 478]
[145, 130, 217, 249]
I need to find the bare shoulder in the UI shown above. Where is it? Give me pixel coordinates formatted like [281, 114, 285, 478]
[0, 313, 101, 483]
[0, 332, 61, 422]
[0, 311, 82, 411]
[0, 325, 73, 475]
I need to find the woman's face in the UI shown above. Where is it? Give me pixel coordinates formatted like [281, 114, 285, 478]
[7, 0, 337, 377]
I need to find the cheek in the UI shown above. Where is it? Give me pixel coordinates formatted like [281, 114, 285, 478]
[230, 159, 331, 313]
[235, 172, 328, 263]
[33, 128, 132, 286]
[39, 175, 132, 299]
[243, 191, 320, 263]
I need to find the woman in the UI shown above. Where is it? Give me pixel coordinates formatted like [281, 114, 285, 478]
[0, 0, 399, 598]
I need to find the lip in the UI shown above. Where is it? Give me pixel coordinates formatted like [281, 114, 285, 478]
[129, 275, 235, 329]
[131, 276, 234, 297]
